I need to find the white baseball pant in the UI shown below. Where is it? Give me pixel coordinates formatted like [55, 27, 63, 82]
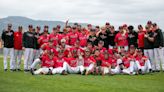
[135, 60, 152, 73]
[122, 61, 135, 75]
[24, 48, 34, 70]
[33, 49, 40, 61]
[154, 48, 164, 70]
[84, 63, 95, 72]
[111, 59, 122, 74]
[30, 58, 41, 69]
[144, 49, 155, 70]
[52, 67, 64, 74]
[13, 49, 23, 69]
[3, 47, 14, 69]
[63, 62, 85, 74]
[34, 67, 53, 75]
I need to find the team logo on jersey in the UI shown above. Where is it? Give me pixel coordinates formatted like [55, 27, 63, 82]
[6, 32, 13, 36]
[27, 33, 34, 37]
[128, 34, 135, 38]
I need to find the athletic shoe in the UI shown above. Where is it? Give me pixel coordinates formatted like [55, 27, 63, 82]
[61, 70, 67, 75]
[81, 69, 86, 75]
[30, 68, 34, 75]
[10, 69, 16, 72]
[156, 70, 160, 72]
[24, 69, 29, 73]
[149, 69, 152, 73]
[4, 69, 7, 71]
[138, 69, 142, 74]
[17, 69, 21, 71]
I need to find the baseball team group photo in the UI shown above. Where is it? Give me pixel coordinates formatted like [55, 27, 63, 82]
[0, 0, 164, 92]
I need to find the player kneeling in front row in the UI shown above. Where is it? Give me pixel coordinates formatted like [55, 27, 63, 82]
[135, 49, 152, 74]
[62, 54, 85, 74]
[100, 51, 124, 75]
[83, 48, 96, 75]
[51, 50, 68, 75]
[30, 50, 55, 75]
[120, 51, 136, 75]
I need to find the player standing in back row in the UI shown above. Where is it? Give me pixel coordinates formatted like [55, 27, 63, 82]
[23, 25, 35, 72]
[1, 24, 14, 71]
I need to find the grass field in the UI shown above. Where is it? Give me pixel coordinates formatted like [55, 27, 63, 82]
[0, 57, 164, 92]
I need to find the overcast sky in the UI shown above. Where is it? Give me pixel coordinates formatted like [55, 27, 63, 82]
[0, 0, 164, 30]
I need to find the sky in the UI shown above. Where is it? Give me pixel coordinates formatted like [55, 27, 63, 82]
[0, 0, 164, 30]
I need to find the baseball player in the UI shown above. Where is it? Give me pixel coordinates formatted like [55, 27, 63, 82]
[30, 39, 58, 70]
[153, 23, 164, 72]
[100, 51, 112, 75]
[114, 26, 129, 52]
[78, 29, 88, 48]
[68, 26, 79, 46]
[83, 48, 96, 75]
[144, 26, 155, 71]
[33, 26, 41, 61]
[1, 24, 14, 71]
[62, 54, 85, 74]
[135, 49, 152, 74]
[31, 50, 55, 75]
[23, 25, 35, 72]
[121, 51, 136, 75]
[13, 26, 23, 71]
[52, 50, 68, 75]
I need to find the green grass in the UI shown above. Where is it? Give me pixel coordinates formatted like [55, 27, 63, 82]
[0, 57, 164, 92]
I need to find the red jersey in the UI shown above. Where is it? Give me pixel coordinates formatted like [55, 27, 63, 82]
[101, 57, 112, 67]
[135, 56, 148, 66]
[114, 33, 128, 46]
[84, 56, 96, 67]
[65, 57, 78, 67]
[14, 31, 23, 50]
[42, 44, 58, 56]
[69, 47, 84, 56]
[41, 55, 56, 68]
[38, 35, 49, 47]
[49, 33, 60, 46]
[54, 57, 67, 68]
[78, 33, 88, 47]
[108, 49, 113, 55]
[68, 32, 79, 45]
[98, 47, 107, 54]
[111, 59, 117, 67]
[94, 55, 102, 61]
[60, 34, 69, 44]
[122, 57, 131, 68]
[138, 31, 145, 48]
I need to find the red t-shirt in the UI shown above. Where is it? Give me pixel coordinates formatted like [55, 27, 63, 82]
[122, 57, 131, 68]
[14, 31, 23, 50]
[101, 57, 112, 67]
[135, 56, 147, 66]
[38, 35, 49, 47]
[49, 33, 60, 46]
[114, 33, 128, 46]
[65, 57, 78, 67]
[58, 34, 69, 45]
[138, 31, 145, 48]
[68, 32, 79, 46]
[41, 55, 56, 68]
[78, 33, 88, 47]
[54, 57, 67, 68]
[84, 56, 96, 67]
[42, 44, 58, 56]
[111, 59, 117, 67]
[69, 47, 84, 56]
